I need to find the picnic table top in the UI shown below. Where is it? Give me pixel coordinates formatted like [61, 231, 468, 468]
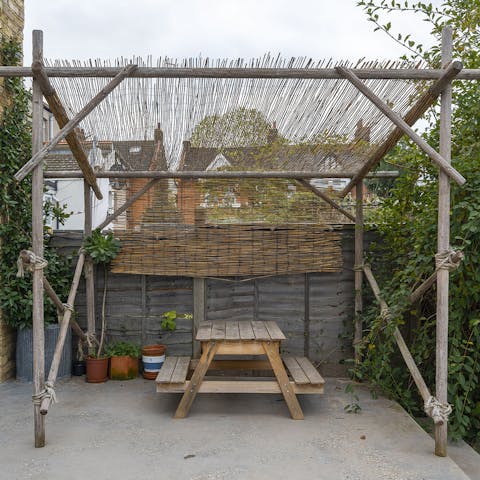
[196, 320, 286, 342]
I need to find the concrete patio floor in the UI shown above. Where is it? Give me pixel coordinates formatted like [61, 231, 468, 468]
[0, 376, 477, 480]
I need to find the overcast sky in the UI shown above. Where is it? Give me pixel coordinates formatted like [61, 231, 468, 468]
[23, 0, 437, 64]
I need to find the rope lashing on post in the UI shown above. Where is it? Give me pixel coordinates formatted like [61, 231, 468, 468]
[62, 303, 74, 312]
[353, 263, 364, 272]
[32, 382, 57, 406]
[77, 332, 99, 361]
[435, 248, 464, 272]
[424, 396, 452, 425]
[85, 332, 99, 348]
[16, 249, 48, 278]
[379, 308, 390, 322]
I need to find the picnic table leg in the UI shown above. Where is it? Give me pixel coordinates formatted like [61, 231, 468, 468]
[263, 341, 304, 420]
[174, 341, 219, 418]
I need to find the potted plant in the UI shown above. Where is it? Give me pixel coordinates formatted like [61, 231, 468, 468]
[105, 341, 141, 380]
[83, 229, 121, 383]
[141, 310, 192, 380]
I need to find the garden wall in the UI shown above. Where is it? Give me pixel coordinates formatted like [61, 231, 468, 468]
[52, 226, 366, 376]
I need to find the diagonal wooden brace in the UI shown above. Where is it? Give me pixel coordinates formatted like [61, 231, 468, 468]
[31, 62, 103, 200]
[40, 251, 86, 415]
[362, 265, 430, 397]
[409, 250, 463, 304]
[297, 179, 355, 222]
[97, 178, 160, 231]
[15, 64, 137, 182]
[336, 65, 465, 187]
[339, 60, 464, 196]
[18, 250, 87, 341]
[362, 264, 450, 426]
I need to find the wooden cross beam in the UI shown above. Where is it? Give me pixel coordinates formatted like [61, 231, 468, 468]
[44, 170, 400, 180]
[340, 60, 464, 197]
[297, 179, 355, 222]
[31, 61, 103, 200]
[336, 65, 465, 188]
[0, 65, 479, 80]
[14, 63, 138, 182]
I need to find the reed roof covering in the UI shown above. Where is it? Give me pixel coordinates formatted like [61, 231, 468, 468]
[45, 56, 429, 173]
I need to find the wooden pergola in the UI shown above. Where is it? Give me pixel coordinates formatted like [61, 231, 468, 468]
[5, 28, 479, 456]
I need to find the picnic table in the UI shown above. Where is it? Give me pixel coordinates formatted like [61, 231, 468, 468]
[156, 320, 325, 419]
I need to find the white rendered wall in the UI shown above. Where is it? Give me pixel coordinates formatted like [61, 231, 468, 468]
[53, 178, 110, 230]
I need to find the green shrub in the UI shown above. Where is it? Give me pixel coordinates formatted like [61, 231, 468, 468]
[105, 341, 141, 358]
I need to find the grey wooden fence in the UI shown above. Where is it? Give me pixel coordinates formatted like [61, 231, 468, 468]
[52, 226, 361, 375]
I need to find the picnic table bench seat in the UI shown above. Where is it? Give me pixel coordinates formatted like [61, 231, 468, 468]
[156, 354, 324, 394]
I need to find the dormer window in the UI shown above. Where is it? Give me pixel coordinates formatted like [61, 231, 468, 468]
[323, 153, 339, 171]
[206, 153, 231, 171]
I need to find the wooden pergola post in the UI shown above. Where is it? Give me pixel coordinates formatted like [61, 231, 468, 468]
[193, 278, 206, 358]
[354, 182, 364, 362]
[31, 30, 46, 448]
[84, 181, 96, 337]
[435, 26, 453, 458]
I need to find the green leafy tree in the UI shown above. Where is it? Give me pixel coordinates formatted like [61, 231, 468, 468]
[355, 1, 480, 446]
[190, 107, 277, 148]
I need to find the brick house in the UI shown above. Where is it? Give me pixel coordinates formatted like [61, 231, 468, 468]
[43, 126, 168, 231]
[176, 130, 370, 225]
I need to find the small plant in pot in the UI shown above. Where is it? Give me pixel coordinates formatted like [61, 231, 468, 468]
[105, 341, 141, 380]
[83, 229, 121, 383]
[142, 310, 192, 380]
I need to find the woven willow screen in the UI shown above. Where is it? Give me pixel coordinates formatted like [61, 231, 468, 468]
[108, 177, 345, 276]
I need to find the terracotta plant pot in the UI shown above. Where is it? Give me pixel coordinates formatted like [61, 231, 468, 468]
[142, 344, 166, 380]
[86, 357, 108, 383]
[109, 355, 139, 380]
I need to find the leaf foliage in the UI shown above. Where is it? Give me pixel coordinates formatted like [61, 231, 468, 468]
[355, 0, 480, 447]
[0, 37, 72, 330]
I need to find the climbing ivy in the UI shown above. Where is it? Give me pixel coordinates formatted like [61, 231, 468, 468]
[0, 37, 72, 330]
[354, 1, 480, 448]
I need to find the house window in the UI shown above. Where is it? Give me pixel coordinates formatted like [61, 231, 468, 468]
[323, 153, 339, 171]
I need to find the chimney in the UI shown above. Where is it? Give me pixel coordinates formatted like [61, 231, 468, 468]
[267, 121, 278, 143]
[154, 123, 163, 144]
[354, 119, 370, 143]
[75, 127, 86, 143]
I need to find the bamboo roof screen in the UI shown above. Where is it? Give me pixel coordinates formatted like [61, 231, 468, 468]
[43, 56, 431, 277]
[45, 56, 430, 173]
